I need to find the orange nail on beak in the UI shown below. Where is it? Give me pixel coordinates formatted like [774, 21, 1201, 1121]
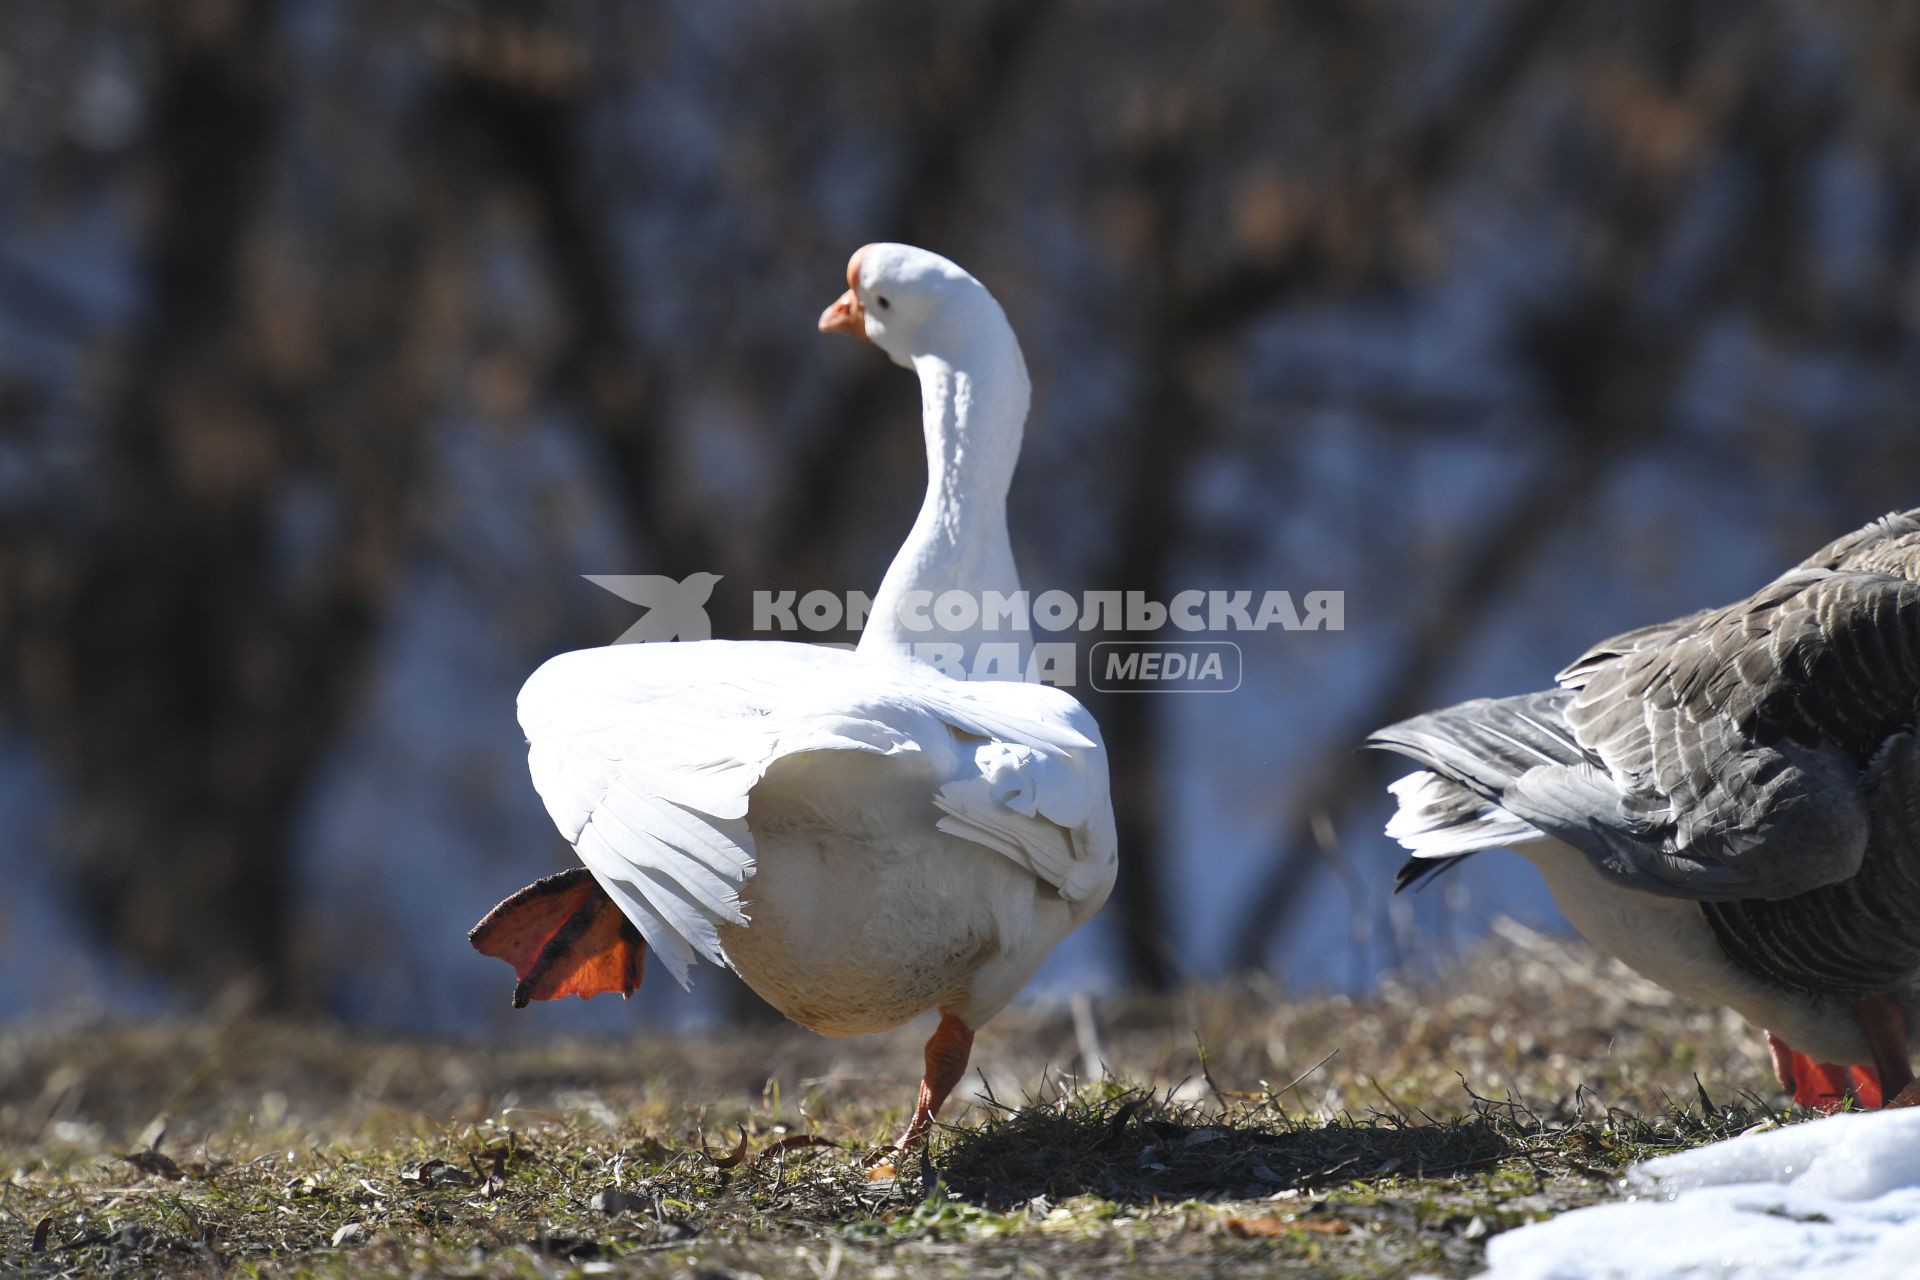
[818, 244, 876, 341]
[818, 290, 867, 339]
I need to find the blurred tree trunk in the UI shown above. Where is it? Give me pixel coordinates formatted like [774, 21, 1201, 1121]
[15, 2, 290, 1000]
[7, 2, 429, 1005]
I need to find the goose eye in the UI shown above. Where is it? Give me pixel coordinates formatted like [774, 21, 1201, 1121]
[875, 295, 891, 310]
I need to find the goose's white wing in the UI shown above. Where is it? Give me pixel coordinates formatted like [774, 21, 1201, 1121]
[518, 641, 1116, 987]
[913, 677, 1118, 914]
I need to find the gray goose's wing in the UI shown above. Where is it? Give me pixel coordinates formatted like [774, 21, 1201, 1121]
[1790, 507, 1920, 579]
[1553, 606, 1719, 689]
[1543, 567, 1920, 900]
[1702, 728, 1920, 995]
[1664, 508, 1920, 994]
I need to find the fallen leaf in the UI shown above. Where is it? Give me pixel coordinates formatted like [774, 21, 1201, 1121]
[406, 1159, 474, 1188]
[31, 1217, 51, 1252]
[330, 1222, 368, 1248]
[474, 1143, 510, 1196]
[701, 1127, 749, 1169]
[119, 1150, 183, 1180]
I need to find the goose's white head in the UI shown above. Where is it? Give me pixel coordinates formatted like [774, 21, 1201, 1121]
[818, 243, 1023, 377]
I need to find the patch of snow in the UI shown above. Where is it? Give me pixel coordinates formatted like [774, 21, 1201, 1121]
[1482, 1110, 1920, 1279]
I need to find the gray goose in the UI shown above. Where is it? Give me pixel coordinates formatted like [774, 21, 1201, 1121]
[1373, 510, 1920, 1109]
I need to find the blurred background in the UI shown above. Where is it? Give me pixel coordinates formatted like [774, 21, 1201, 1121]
[1, 0, 1916, 1034]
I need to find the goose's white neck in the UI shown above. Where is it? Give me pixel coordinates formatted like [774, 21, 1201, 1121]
[860, 333, 1031, 678]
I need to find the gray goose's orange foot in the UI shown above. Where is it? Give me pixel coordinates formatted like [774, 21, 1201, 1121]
[1766, 996, 1916, 1111]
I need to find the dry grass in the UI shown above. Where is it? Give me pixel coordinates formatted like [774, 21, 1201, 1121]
[0, 924, 1810, 1278]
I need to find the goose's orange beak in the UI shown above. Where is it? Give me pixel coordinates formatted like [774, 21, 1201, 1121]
[818, 244, 874, 340]
[817, 291, 866, 339]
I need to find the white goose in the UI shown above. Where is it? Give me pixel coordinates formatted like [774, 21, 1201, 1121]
[471, 244, 1117, 1148]
[1374, 510, 1920, 1110]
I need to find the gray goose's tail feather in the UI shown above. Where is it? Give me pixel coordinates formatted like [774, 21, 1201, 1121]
[1369, 688, 1587, 891]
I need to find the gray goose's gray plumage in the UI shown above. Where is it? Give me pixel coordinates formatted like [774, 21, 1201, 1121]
[1373, 509, 1920, 1109]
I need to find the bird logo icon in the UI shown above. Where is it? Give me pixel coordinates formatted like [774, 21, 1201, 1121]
[584, 572, 723, 643]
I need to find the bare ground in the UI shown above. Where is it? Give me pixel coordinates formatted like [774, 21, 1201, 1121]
[1, 923, 1811, 1278]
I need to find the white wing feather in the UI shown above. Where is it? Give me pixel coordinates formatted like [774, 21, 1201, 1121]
[925, 686, 1117, 914]
[517, 642, 1116, 988]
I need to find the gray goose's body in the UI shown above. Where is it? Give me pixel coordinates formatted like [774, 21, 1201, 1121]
[1374, 510, 1920, 1106]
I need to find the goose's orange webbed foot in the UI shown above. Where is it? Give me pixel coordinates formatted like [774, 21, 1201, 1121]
[1768, 1026, 1889, 1112]
[469, 868, 645, 1006]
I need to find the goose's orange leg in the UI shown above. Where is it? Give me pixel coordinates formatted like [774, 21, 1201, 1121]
[1766, 996, 1916, 1111]
[892, 1011, 975, 1150]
